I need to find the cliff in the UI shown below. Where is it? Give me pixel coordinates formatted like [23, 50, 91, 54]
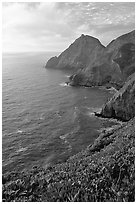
[46, 31, 135, 89]
[100, 73, 135, 121]
[2, 31, 135, 202]
[69, 30, 135, 88]
[45, 34, 105, 70]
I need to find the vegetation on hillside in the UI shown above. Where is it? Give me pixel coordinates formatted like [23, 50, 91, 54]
[2, 119, 135, 202]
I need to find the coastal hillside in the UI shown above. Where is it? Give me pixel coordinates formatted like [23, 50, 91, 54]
[3, 40, 135, 202]
[3, 2, 135, 202]
[69, 30, 135, 88]
[2, 118, 134, 202]
[2, 66, 135, 201]
[46, 30, 135, 89]
[46, 34, 105, 70]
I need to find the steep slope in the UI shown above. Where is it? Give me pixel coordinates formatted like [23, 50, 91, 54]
[3, 119, 135, 202]
[45, 34, 105, 70]
[69, 30, 135, 88]
[100, 73, 135, 121]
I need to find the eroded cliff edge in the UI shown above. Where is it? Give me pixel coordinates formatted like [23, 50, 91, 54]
[100, 73, 135, 121]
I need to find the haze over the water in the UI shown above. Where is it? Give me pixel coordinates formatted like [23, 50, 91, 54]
[3, 2, 135, 53]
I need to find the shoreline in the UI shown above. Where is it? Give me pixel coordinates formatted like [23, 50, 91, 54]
[66, 80, 118, 93]
[2, 112, 120, 175]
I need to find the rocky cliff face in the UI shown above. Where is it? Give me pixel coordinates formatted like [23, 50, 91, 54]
[45, 34, 105, 70]
[46, 30, 135, 88]
[100, 73, 135, 121]
[69, 30, 135, 88]
[45, 30, 135, 122]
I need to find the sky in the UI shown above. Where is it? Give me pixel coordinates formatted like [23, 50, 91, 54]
[2, 2, 135, 53]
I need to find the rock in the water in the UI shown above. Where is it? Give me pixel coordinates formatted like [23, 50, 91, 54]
[100, 73, 135, 121]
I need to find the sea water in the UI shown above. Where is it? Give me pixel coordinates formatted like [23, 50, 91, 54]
[2, 52, 115, 173]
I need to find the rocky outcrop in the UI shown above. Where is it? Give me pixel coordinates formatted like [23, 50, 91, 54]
[46, 56, 59, 68]
[45, 30, 135, 88]
[69, 30, 135, 88]
[100, 73, 135, 121]
[45, 30, 135, 123]
[45, 34, 105, 70]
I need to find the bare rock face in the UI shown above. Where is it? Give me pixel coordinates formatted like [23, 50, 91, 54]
[45, 34, 105, 70]
[100, 73, 135, 121]
[45, 30, 135, 89]
[69, 30, 135, 88]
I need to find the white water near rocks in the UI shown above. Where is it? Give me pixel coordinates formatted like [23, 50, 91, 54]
[2, 52, 117, 173]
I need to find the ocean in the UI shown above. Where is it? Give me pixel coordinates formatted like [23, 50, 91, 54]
[2, 52, 116, 173]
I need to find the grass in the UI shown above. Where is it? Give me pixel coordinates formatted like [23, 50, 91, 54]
[2, 118, 135, 202]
